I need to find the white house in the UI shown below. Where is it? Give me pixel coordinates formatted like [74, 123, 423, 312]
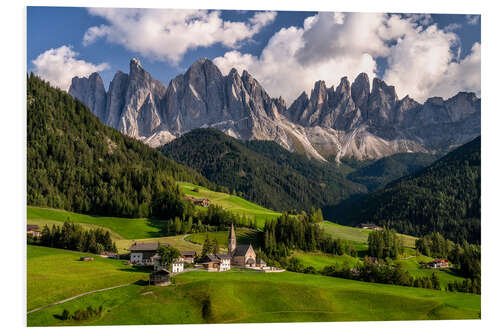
[172, 260, 184, 273]
[217, 254, 231, 271]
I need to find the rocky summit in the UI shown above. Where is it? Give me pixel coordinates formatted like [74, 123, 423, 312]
[69, 58, 480, 162]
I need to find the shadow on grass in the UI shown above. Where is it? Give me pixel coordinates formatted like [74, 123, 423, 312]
[134, 279, 150, 286]
[118, 265, 153, 274]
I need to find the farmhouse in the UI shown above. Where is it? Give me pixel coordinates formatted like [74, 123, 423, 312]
[228, 224, 257, 268]
[183, 195, 211, 207]
[201, 254, 221, 271]
[180, 250, 196, 263]
[129, 242, 168, 265]
[27, 224, 41, 237]
[424, 259, 450, 269]
[359, 223, 383, 231]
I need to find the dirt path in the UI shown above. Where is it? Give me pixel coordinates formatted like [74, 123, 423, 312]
[27, 283, 131, 315]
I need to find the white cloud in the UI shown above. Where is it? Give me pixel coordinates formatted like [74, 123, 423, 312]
[31, 45, 109, 91]
[214, 12, 480, 104]
[466, 14, 480, 25]
[444, 23, 461, 32]
[83, 8, 276, 64]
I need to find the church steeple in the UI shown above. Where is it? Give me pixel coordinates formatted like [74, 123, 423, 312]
[228, 223, 236, 255]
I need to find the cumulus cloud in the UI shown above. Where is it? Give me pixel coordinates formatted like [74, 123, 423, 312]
[31, 45, 109, 91]
[83, 8, 276, 64]
[214, 12, 480, 104]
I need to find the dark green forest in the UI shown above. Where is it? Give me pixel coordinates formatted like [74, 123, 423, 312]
[159, 128, 366, 211]
[27, 74, 212, 218]
[347, 152, 439, 191]
[325, 137, 481, 243]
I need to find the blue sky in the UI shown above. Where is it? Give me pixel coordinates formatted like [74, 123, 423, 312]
[27, 7, 481, 103]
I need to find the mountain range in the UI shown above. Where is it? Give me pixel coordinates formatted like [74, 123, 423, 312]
[69, 58, 480, 162]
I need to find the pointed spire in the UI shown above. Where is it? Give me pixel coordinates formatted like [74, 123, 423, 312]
[228, 223, 236, 255]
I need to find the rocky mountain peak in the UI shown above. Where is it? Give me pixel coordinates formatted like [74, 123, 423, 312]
[336, 77, 351, 96]
[351, 73, 370, 111]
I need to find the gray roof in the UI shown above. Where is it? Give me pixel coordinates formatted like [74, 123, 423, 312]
[203, 254, 220, 263]
[128, 242, 168, 252]
[217, 254, 231, 260]
[27, 224, 40, 231]
[233, 244, 253, 257]
[181, 251, 196, 256]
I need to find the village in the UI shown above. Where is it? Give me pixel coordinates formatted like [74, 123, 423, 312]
[129, 224, 284, 286]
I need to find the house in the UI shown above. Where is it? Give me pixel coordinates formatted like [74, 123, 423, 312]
[172, 260, 184, 273]
[180, 251, 196, 264]
[217, 254, 231, 271]
[129, 242, 168, 265]
[228, 224, 257, 267]
[425, 259, 450, 269]
[149, 269, 171, 286]
[359, 223, 383, 231]
[201, 254, 221, 272]
[183, 196, 211, 207]
[80, 257, 94, 261]
[27, 224, 41, 238]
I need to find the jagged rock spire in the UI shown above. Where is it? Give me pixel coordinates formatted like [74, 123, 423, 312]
[228, 223, 236, 255]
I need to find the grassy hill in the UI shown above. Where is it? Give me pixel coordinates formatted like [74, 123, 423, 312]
[28, 206, 168, 240]
[178, 182, 280, 228]
[27, 245, 149, 312]
[28, 269, 480, 326]
[185, 228, 261, 249]
[325, 137, 481, 243]
[159, 128, 366, 212]
[319, 221, 417, 248]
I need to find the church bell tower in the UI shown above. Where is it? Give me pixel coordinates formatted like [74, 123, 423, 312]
[228, 223, 236, 255]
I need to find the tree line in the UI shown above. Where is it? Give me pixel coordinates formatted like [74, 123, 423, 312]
[262, 209, 357, 260]
[29, 219, 117, 254]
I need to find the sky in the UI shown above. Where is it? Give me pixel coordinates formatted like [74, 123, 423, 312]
[27, 7, 481, 104]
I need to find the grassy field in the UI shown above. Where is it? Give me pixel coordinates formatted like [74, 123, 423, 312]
[185, 228, 261, 249]
[292, 251, 363, 270]
[115, 235, 202, 254]
[394, 256, 466, 289]
[27, 218, 123, 241]
[27, 245, 149, 311]
[178, 182, 281, 228]
[28, 206, 168, 240]
[319, 221, 417, 248]
[27, 269, 480, 326]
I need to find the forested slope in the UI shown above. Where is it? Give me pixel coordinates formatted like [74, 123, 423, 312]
[27, 74, 212, 218]
[325, 137, 481, 243]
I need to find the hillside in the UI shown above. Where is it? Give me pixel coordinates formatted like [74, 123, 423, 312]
[159, 128, 366, 211]
[346, 152, 439, 191]
[28, 268, 480, 326]
[27, 74, 212, 218]
[325, 137, 481, 243]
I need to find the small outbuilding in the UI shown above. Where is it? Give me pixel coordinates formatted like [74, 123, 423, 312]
[149, 269, 171, 286]
[80, 257, 94, 261]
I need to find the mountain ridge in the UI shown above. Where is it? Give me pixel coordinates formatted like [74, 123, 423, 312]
[69, 58, 480, 162]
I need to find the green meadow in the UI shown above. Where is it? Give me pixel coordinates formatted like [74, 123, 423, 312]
[28, 269, 480, 326]
[115, 235, 202, 254]
[27, 245, 149, 312]
[319, 221, 417, 248]
[177, 182, 281, 228]
[293, 251, 363, 270]
[28, 206, 167, 239]
[185, 228, 261, 249]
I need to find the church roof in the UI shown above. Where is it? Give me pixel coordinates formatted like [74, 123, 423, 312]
[233, 244, 253, 257]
